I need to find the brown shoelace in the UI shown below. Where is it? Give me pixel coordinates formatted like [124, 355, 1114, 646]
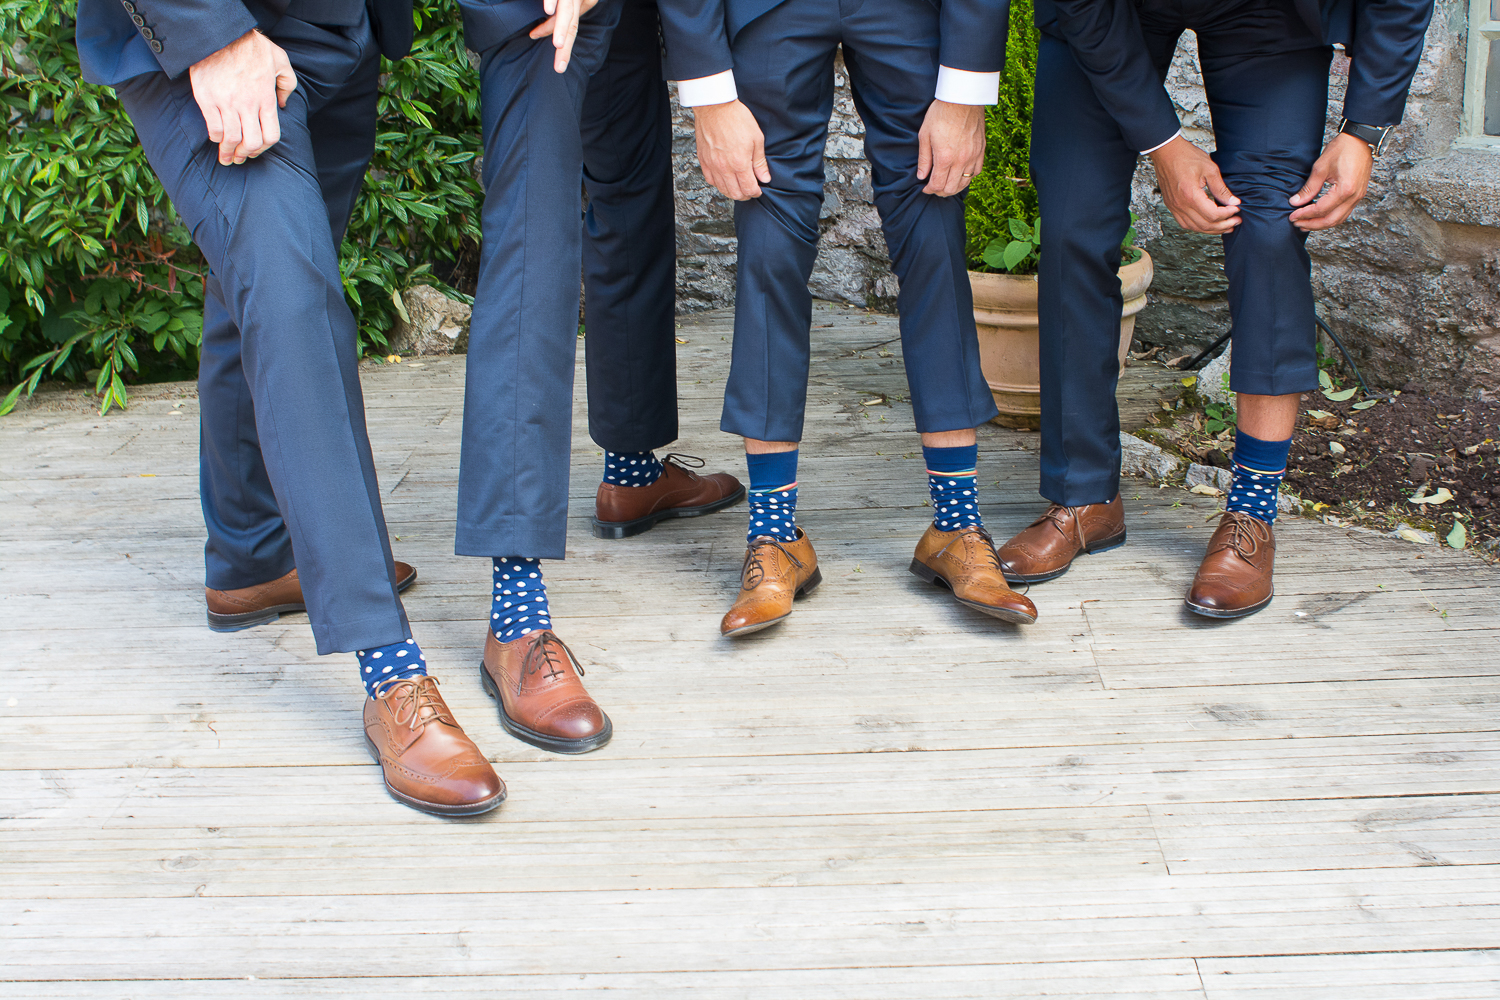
[937, 523, 1005, 572]
[741, 535, 804, 590]
[1034, 503, 1093, 551]
[661, 452, 707, 471]
[375, 676, 455, 731]
[520, 631, 586, 683]
[1209, 512, 1271, 563]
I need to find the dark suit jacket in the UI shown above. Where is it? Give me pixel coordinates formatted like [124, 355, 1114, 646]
[1034, 0, 1433, 153]
[455, 0, 559, 53]
[76, 0, 414, 85]
[657, 0, 1009, 85]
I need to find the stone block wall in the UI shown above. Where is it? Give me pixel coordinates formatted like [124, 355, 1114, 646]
[668, 2, 1500, 395]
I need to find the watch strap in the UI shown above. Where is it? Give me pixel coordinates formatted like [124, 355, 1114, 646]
[1339, 118, 1393, 156]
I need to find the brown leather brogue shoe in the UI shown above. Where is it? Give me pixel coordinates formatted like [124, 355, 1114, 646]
[910, 523, 1038, 624]
[480, 629, 613, 754]
[206, 562, 416, 632]
[1186, 511, 1275, 618]
[721, 528, 822, 637]
[593, 454, 746, 538]
[995, 495, 1126, 584]
[363, 675, 506, 817]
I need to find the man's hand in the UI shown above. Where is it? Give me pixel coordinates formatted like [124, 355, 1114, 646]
[188, 30, 297, 166]
[1148, 135, 1240, 234]
[916, 100, 985, 197]
[692, 100, 770, 201]
[1288, 132, 1373, 231]
[529, 0, 600, 71]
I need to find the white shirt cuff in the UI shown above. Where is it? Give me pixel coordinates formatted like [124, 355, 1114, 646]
[934, 66, 1000, 105]
[1141, 128, 1182, 155]
[676, 70, 738, 107]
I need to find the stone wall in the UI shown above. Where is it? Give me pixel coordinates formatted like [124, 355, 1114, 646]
[669, 3, 1500, 395]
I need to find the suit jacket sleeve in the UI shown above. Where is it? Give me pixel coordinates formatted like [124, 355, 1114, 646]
[1343, 0, 1434, 125]
[657, 0, 734, 82]
[939, 0, 1010, 74]
[1045, 0, 1181, 153]
[110, 0, 260, 79]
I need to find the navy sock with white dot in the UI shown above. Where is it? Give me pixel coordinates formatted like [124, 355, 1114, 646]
[491, 557, 553, 644]
[1225, 428, 1291, 524]
[356, 637, 427, 698]
[603, 451, 664, 487]
[745, 448, 799, 543]
[923, 444, 983, 532]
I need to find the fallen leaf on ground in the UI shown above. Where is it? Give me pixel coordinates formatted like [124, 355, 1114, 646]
[1306, 409, 1333, 418]
[1409, 487, 1455, 505]
[675, 337, 689, 344]
[1165, 354, 1192, 368]
[1180, 376, 1197, 388]
[1323, 387, 1357, 401]
[1352, 400, 1377, 410]
[1447, 520, 1467, 549]
[1397, 528, 1431, 544]
[1328, 441, 1346, 455]
[1189, 484, 1224, 496]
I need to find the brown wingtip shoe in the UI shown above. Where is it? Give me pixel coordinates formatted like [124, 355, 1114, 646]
[1186, 511, 1275, 619]
[363, 675, 506, 817]
[480, 629, 613, 754]
[995, 495, 1126, 584]
[593, 454, 746, 539]
[911, 523, 1038, 624]
[721, 528, 822, 637]
[207, 562, 417, 632]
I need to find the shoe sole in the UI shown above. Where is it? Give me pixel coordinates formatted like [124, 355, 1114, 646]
[1001, 530, 1127, 585]
[592, 485, 748, 539]
[721, 567, 824, 638]
[208, 566, 416, 632]
[362, 733, 507, 817]
[479, 662, 614, 754]
[908, 560, 1038, 625]
[1185, 589, 1274, 619]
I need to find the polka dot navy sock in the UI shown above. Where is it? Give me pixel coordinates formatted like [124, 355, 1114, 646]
[745, 448, 799, 543]
[603, 451, 664, 487]
[1226, 428, 1291, 524]
[491, 557, 553, 644]
[923, 444, 983, 532]
[356, 637, 427, 698]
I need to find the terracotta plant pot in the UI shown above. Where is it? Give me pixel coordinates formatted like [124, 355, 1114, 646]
[971, 250, 1154, 430]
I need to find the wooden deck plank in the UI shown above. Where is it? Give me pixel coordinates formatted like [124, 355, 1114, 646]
[3, 304, 1498, 993]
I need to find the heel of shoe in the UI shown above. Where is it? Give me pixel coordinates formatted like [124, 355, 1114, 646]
[797, 567, 824, 597]
[206, 608, 280, 632]
[908, 559, 944, 587]
[479, 660, 499, 700]
[1086, 529, 1127, 555]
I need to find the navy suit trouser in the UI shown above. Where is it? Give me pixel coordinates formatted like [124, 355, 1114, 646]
[456, 3, 624, 559]
[581, 0, 680, 454]
[722, 0, 999, 442]
[115, 13, 409, 655]
[1032, 0, 1331, 505]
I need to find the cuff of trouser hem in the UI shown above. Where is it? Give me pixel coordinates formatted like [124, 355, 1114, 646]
[1227, 371, 1320, 397]
[1040, 477, 1122, 509]
[935, 66, 1000, 105]
[311, 614, 412, 657]
[455, 521, 569, 562]
[677, 69, 737, 107]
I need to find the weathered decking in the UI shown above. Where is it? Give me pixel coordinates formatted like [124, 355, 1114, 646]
[3, 302, 1499, 998]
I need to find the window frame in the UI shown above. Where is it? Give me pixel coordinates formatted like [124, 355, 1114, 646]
[1459, 0, 1500, 148]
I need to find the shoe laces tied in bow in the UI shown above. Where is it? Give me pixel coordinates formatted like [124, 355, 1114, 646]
[742, 535, 804, 589]
[521, 631, 585, 682]
[1212, 511, 1271, 562]
[375, 676, 455, 730]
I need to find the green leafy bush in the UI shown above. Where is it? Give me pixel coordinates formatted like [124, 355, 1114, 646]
[1, 0, 482, 413]
[964, 0, 1038, 272]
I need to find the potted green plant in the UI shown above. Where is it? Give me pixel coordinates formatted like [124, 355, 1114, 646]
[965, 0, 1154, 429]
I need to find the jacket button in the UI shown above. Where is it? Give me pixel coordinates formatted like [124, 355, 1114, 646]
[140, 26, 154, 40]
[122, 0, 135, 10]
[150, 39, 163, 53]
[131, 13, 144, 25]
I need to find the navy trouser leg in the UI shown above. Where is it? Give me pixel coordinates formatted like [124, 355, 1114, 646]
[1195, 25, 1330, 397]
[842, 0, 997, 433]
[116, 16, 408, 654]
[719, 2, 838, 443]
[1031, 32, 1142, 506]
[580, 0, 679, 454]
[456, 7, 621, 559]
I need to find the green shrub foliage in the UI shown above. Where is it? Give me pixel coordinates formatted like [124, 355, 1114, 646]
[0, 1, 482, 413]
[964, 0, 1038, 272]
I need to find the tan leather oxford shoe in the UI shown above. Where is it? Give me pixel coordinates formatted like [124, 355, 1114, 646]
[911, 523, 1038, 624]
[593, 455, 745, 539]
[480, 629, 613, 753]
[1186, 511, 1275, 618]
[364, 676, 506, 817]
[206, 562, 416, 631]
[721, 528, 822, 637]
[995, 495, 1126, 584]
